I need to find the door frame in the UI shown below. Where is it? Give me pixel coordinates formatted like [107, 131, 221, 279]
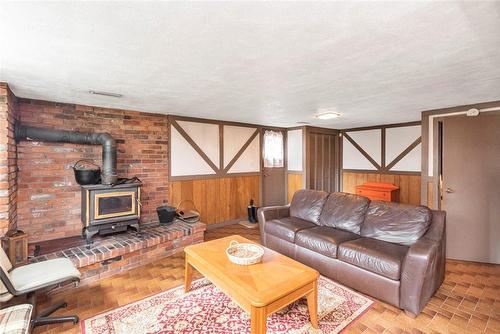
[305, 126, 340, 191]
[420, 100, 500, 209]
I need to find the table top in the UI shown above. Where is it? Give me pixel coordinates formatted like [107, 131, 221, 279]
[356, 182, 399, 190]
[185, 235, 319, 307]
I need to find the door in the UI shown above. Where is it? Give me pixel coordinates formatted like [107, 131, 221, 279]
[262, 129, 286, 206]
[440, 113, 500, 264]
[308, 131, 337, 192]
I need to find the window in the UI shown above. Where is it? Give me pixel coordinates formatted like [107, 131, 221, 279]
[263, 130, 284, 168]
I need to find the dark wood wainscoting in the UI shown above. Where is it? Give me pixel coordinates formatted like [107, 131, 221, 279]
[169, 175, 260, 226]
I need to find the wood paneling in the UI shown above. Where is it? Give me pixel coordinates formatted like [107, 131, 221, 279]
[342, 171, 421, 205]
[287, 173, 303, 203]
[169, 176, 260, 225]
[427, 181, 434, 209]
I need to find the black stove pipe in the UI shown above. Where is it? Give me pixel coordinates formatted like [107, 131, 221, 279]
[15, 125, 118, 185]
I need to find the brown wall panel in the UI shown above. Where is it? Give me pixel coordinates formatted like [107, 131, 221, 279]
[169, 175, 260, 225]
[342, 171, 421, 205]
[287, 173, 303, 203]
[427, 182, 434, 209]
[307, 131, 337, 192]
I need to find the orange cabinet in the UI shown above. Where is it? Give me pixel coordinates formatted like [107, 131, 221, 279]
[355, 182, 399, 202]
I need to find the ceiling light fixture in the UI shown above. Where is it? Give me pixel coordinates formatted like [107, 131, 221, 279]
[88, 90, 123, 98]
[296, 121, 310, 125]
[315, 111, 341, 120]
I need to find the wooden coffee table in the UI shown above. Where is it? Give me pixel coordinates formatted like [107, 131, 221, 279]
[184, 235, 319, 334]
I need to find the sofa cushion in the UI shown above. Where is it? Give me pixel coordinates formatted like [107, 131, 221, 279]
[264, 217, 316, 243]
[296, 226, 360, 259]
[361, 201, 432, 246]
[290, 189, 329, 224]
[319, 192, 370, 234]
[338, 238, 409, 280]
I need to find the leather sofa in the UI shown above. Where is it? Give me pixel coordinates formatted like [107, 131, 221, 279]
[258, 189, 446, 316]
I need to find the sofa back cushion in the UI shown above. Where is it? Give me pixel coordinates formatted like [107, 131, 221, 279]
[318, 192, 370, 234]
[290, 189, 329, 224]
[361, 201, 431, 246]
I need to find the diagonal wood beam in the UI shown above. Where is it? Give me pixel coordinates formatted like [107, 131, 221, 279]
[385, 137, 422, 171]
[343, 132, 381, 170]
[223, 129, 259, 173]
[171, 120, 220, 174]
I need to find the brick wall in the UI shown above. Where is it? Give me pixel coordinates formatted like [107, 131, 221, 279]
[0, 83, 18, 237]
[16, 98, 169, 243]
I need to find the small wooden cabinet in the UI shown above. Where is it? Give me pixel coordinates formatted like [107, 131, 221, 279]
[355, 182, 399, 202]
[1, 230, 29, 265]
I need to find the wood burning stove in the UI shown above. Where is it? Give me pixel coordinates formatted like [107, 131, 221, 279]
[81, 181, 142, 244]
[15, 124, 143, 245]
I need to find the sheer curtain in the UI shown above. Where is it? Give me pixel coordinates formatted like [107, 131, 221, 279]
[263, 130, 284, 168]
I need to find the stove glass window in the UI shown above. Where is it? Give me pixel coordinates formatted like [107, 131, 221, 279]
[97, 194, 133, 216]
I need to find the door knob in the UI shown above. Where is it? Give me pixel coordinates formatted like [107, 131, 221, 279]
[445, 188, 455, 193]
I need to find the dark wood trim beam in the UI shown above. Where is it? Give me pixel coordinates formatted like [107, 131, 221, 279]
[171, 120, 220, 174]
[169, 171, 261, 181]
[342, 169, 421, 176]
[168, 114, 286, 131]
[343, 132, 381, 170]
[385, 137, 422, 171]
[381, 127, 386, 168]
[223, 129, 260, 173]
[219, 124, 224, 172]
[340, 121, 421, 132]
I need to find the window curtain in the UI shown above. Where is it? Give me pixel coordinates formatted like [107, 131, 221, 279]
[263, 130, 284, 168]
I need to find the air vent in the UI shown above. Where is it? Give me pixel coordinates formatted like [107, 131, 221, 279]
[88, 90, 122, 98]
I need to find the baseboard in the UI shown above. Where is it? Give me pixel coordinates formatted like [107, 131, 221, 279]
[205, 218, 245, 230]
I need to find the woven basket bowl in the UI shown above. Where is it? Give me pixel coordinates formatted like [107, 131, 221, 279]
[226, 240, 264, 265]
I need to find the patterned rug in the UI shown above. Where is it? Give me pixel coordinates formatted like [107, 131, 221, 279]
[82, 276, 373, 334]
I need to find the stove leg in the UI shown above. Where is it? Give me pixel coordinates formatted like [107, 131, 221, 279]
[84, 228, 99, 249]
[130, 223, 141, 238]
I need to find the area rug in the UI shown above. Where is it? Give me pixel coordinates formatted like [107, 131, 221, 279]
[81, 276, 373, 334]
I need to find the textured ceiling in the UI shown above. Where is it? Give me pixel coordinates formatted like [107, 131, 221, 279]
[1, 2, 500, 128]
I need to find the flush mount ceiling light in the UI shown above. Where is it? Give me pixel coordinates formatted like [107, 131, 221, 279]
[88, 90, 123, 98]
[314, 111, 341, 120]
[296, 121, 310, 125]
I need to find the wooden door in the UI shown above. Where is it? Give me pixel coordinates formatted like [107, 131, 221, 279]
[262, 130, 286, 206]
[441, 113, 500, 264]
[308, 132, 337, 192]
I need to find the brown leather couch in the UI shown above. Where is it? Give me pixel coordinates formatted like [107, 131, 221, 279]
[258, 189, 446, 317]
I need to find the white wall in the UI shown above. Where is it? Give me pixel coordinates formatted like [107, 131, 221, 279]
[386, 125, 421, 172]
[170, 121, 261, 177]
[342, 124, 421, 172]
[170, 125, 217, 176]
[287, 129, 303, 171]
[342, 129, 381, 170]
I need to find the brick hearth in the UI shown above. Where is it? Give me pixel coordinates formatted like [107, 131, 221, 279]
[31, 221, 206, 289]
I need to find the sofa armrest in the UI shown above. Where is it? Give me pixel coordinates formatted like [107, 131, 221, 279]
[400, 210, 446, 316]
[257, 205, 290, 246]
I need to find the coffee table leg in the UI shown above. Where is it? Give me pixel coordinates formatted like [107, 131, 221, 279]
[306, 280, 319, 329]
[250, 306, 266, 334]
[184, 255, 193, 293]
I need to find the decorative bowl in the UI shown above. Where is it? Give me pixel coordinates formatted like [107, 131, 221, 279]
[226, 240, 264, 265]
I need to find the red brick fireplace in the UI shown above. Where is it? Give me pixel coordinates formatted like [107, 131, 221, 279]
[1, 82, 207, 285]
[15, 96, 170, 244]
